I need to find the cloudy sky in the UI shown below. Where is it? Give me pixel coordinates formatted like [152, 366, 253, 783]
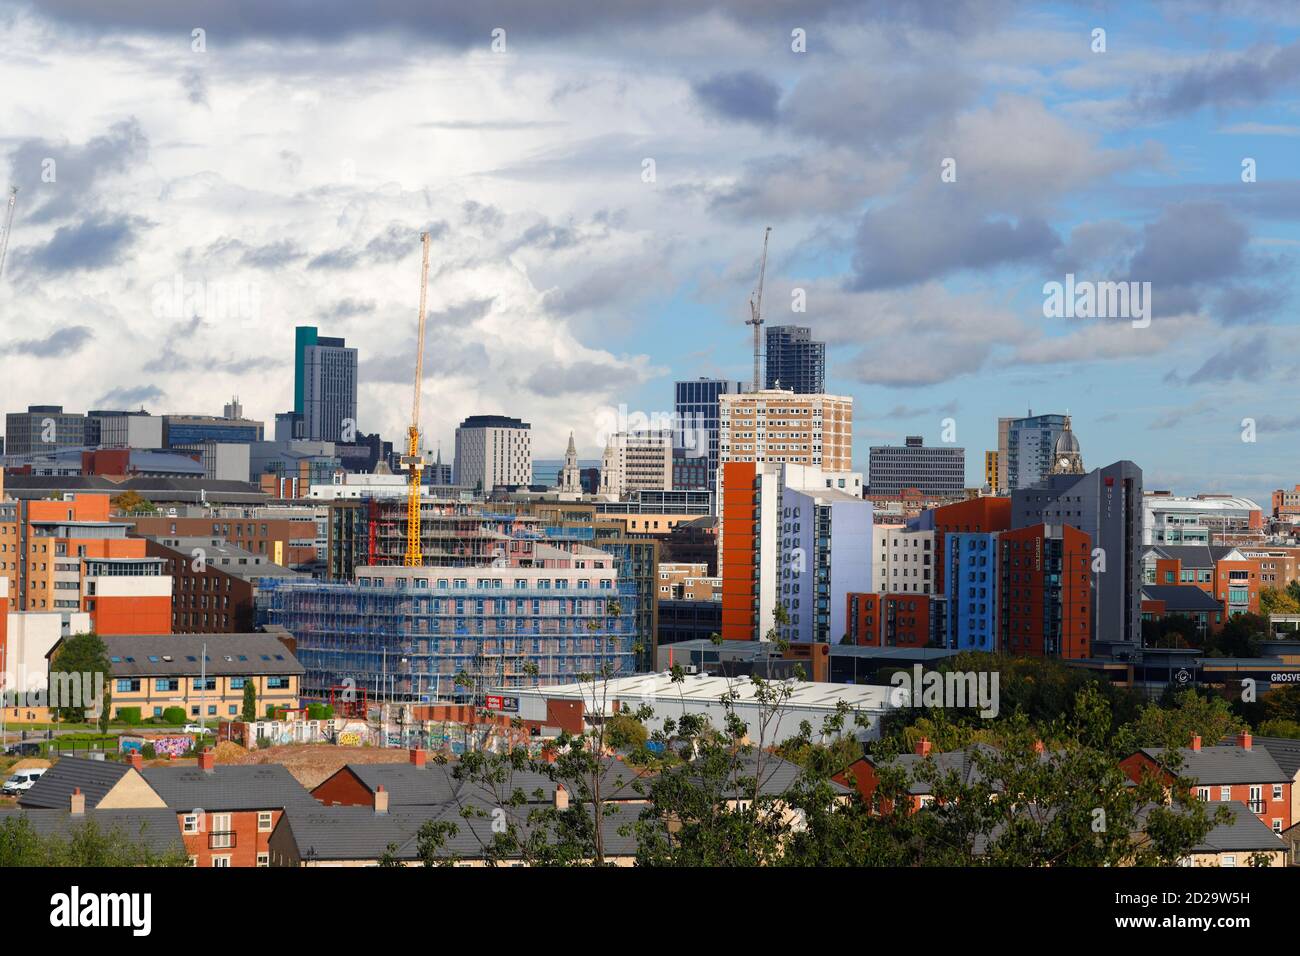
[1, 0, 1297, 501]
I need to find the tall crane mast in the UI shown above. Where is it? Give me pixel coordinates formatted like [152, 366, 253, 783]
[402, 232, 432, 567]
[0, 187, 17, 281]
[744, 226, 771, 392]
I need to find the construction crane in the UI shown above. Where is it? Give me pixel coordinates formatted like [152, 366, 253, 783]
[0, 187, 17, 281]
[401, 232, 432, 566]
[744, 226, 771, 392]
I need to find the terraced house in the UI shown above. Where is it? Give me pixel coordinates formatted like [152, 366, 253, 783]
[51, 632, 302, 722]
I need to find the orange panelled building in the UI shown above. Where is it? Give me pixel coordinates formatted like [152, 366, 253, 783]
[0, 493, 171, 635]
[998, 523, 1091, 659]
[928, 497, 1011, 592]
[720, 462, 759, 641]
[845, 592, 930, 647]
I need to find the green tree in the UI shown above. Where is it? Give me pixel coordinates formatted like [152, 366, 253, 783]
[49, 632, 112, 722]
[1260, 586, 1300, 616]
[109, 491, 157, 515]
[1116, 690, 1246, 753]
[241, 680, 257, 722]
[0, 816, 189, 867]
[1204, 613, 1267, 658]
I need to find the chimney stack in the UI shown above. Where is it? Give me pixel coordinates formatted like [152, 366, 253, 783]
[69, 788, 85, 816]
[915, 737, 931, 757]
[198, 748, 215, 772]
[374, 785, 389, 815]
[1237, 732, 1253, 751]
[1190, 735, 1202, 752]
[409, 748, 427, 768]
[554, 784, 569, 810]
[129, 752, 143, 771]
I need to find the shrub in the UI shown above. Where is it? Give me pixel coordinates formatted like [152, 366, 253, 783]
[115, 707, 142, 726]
[141, 744, 156, 760]
[163, 707, 186, 726]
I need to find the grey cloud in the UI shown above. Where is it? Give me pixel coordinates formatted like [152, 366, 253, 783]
[1134, 40, 1300, 116]
[318, 298, 378, 320]
[201, 237, 307, 269]
[692, 71, 781, 125]
[849, 197, 1059, 290]
[1182, 335, 1267, 385]
[309, 221, 448, 270]
[1126, 202, 1248, 287]
[30, 0, 874, 46]
[181, 70, 208, 106]
[96, 384, 164, 407]
[523, 361, 637, 397]
[17, 213, 148, 274]
[8, 325, 94, 357]
[6, 119, 148, 224]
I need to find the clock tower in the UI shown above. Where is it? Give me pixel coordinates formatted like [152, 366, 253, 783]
[1050, 416, 1085, 475]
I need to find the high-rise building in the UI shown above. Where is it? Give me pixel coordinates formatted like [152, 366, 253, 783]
[997, 523, 1092, 659]
[86, 410, 162, 449]
[453, 415, 533, 491]
[673, 378, 744, 494]
[1012, 451, 1144, 647]
[294, 327, 358, 443]
[764, 326, 825, 394]
[0, 493, 172, 633]
[873, 525, 935, 595]
[164, 413, 265, 447]
[3, 405, 86, 457]
[719, 461, 864, 642]
[778, 473, 872, 644]
[998, 411, 1068, 493]
[599, 431, 673, 498]
[718, 390, 854, 480]
[984, 451, 999, 492]
[868, 436, 964, 498]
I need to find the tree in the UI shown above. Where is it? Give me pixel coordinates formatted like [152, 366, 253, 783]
[1260, 586, 1300, 616]
[1204, 613, 1267, 658]
[110, 491, 156, 515]
[1257, 718, 1300, 739]
[241, 680, 257, 722]
[1115, 690, 1246, 753]
[0, 816, 189, 867]
[49, 632, 111, 722]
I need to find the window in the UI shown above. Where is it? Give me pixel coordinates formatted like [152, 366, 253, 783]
[258, 811, 274, 832]
[1273, 784, 1284, 801]
[1221, 855, 1235, 867]
[1220, 786, 1231, 801]
[257, 853, 269, 867]
[211, 856, 231, 868]
[183, 814, 201, 833]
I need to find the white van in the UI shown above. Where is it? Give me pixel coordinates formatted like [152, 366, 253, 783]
[2, 768, 46, 795]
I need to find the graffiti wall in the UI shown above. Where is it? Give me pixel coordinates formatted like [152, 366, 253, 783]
[120, 734, 194, 757]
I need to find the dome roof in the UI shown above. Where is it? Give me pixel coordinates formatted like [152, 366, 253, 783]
[1054, 427, 1080, 455]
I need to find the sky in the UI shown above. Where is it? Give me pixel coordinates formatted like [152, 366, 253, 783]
[1, 0, 1298, 502]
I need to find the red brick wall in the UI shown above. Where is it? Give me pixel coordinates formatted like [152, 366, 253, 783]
[311, 767, 373, 807]
[182, 808, 283, 867]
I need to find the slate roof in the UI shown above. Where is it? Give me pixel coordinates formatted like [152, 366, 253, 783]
[1141, 585, 1223, 612]
[1194, 801, 1289, 854]
[19, 757, 138, 810]
[277, 800, 644, 863]
[1250, 737, 1300, 779]
[668, 751, 851, 800]
[1144, 544, 1241, 568]
[1140, 745, 1289, 785]
[870, 744, 1005, 796]
[142, 763, 319, 812]
[92, 633, 303, 678]
[0, 808, 184, 855]
[339, 756, 653, 807]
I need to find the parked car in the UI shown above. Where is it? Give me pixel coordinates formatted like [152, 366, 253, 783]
[2, 768, 46, 795]
[3, 742, 41, 757]
[182, 724, 213, 736]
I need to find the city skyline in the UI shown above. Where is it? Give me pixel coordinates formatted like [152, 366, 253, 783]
[3, 1, 1298, 504]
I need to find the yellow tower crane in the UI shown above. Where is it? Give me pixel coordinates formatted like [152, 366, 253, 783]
[402, 232, 432, 566]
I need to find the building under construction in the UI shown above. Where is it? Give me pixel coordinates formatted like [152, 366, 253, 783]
[263, 543, 639, 702]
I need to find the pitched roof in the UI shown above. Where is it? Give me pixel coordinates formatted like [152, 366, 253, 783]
[669, 751, 851, 800]
[18, 757, 139, 810]
[1141, 585, 1223, 612]
[92, 633, 303, 678]
[142, 763, 319, 811]
[277, 800, 644, 863]
[871, 744, 1004, 795]
[1231, 737, 1300, 780]
[0, 808, 184, 855]
[1194, 801, 1289, 854]
[1140, 745, 1288, 785]
[341, 756, 652, 807]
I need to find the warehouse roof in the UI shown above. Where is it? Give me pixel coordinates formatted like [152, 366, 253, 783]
[510, 672, 894, 712]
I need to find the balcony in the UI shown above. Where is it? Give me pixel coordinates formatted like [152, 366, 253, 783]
[208, 831, 236, 850]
